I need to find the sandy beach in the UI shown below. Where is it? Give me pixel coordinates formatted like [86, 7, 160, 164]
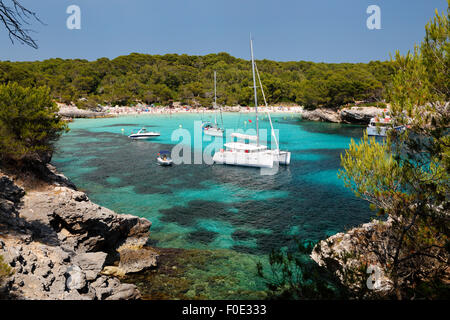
[57, 103, 304, 118]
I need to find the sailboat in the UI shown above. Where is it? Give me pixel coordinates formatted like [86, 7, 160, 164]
[253, 61, 291, 165]
[203, 71, 224, 137]
[212, 37, 291, 168]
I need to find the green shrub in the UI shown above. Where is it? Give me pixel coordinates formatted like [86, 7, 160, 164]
[0, 255, 12, 281]
[358, 102, 387, 108]
[0, 82, 68, 164]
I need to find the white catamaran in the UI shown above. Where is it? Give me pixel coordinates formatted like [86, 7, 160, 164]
[203, 71, 224, 137]
[212, 37, 291, 168]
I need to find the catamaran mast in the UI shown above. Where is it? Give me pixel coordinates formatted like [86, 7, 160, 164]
[254, 62, 280, 152]
[250, 36, 259, 146]
[214, 70, 217, 126]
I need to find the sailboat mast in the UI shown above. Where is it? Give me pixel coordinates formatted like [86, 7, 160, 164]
[250, 37, 259, 146]
[214, 70, 217, 125]
[255, 62, 279, 152]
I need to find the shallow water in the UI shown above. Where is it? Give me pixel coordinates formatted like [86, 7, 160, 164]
[52, 112, 373, 299]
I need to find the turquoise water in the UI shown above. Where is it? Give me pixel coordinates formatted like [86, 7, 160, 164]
[52, 113, 373, 298]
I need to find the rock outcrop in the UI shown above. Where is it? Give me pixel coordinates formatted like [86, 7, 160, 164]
[301, 108, 341, 123]
[339, 106, 387, 124]
[301, 106, 388, 124]
[310, 218, 393, 294]
[0, 176, 25, 229]
[117, 247, 158, 274]
[48, 189, 151, 253]
[0, 166, 158, 300]
[57, 104, 109, 119]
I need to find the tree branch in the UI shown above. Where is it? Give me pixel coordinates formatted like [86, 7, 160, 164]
[0, 0, 43, 49]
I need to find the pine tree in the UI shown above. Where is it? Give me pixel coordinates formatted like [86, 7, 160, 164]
[338, 1, 449, 299]
[0, 82, 68, 165]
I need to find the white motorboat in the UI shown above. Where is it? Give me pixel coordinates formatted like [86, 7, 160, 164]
[202, 122, 224, 137]
[128, 128, 160, 140]
[367, 114, 404, 137]
[157, 151, 173, 166]
[203, 71, 224, 137]
[213, 37, 290, 168]
[367, 117, 389, 137]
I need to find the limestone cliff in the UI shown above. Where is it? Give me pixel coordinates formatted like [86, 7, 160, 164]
[0, 165, 158, 300]
[301, 106, 387, 124]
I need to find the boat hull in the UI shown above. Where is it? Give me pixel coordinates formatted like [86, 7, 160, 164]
[367, 125, 388, 137]
[157, 158, 173, 166]
[204, 128, 224, 137]
[367, 125, 404, 137]
[271, 150, 291, 165]
[212, 151, 274, 168]
[128, 133, 160, 139]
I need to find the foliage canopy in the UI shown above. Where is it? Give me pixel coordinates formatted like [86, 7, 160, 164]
[0, 82, 68, 164]
[0, 53, 393, 109]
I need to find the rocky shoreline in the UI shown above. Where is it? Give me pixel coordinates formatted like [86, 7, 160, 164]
[0, 165, 158, 300]
[301, 106, 388, 124]
[57, 103, 303, 119]
[57, 101, 386, 125]
[57, 104, 111, 119]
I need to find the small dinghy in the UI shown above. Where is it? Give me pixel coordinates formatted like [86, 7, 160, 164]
[128, 128, 160, 140]
[157, 150, 173, 166]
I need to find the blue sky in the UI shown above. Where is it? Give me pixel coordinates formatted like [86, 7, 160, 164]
[0, 0, 447, 62]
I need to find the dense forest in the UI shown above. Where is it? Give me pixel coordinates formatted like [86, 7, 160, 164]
[0, 52, 394, 109]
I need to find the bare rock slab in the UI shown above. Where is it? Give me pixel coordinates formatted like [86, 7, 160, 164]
[118, 247, 158, 274]
[73, 252, 107, 281]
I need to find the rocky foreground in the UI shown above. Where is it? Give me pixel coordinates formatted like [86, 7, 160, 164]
[0, 165, 158, 300]
[310, 218, 393, 294]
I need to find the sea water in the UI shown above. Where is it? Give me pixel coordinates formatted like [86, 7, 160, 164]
[52, 112, 373, 299]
